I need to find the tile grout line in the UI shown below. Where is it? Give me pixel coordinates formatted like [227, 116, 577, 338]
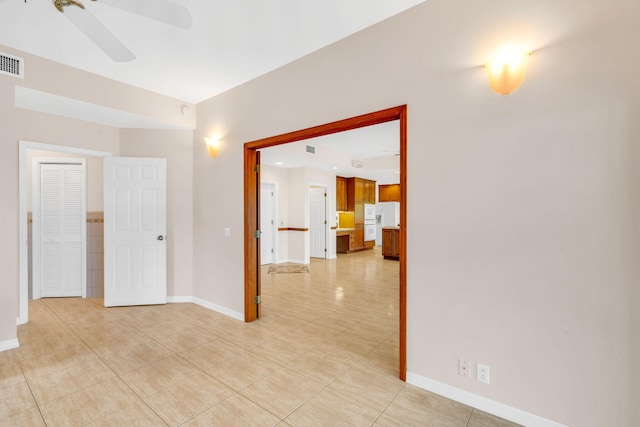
[44, 301, 171, 426]
[369, 383, 407, 426]
[17, 361, 48, 426]
[465, 407, 474, 426]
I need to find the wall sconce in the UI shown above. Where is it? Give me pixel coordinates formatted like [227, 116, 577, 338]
[205, 136, 221, 158]
[484, 47, 531, 95]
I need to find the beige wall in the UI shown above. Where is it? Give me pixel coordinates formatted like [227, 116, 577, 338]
[0, 0, 637, 424]
[17, 110, 120, 155]
[0, 81, 18, 342]
[0, 45, 196, 344]
[193, 0, 639, 425]
[119, 129, 195, 298]
[1, 45, 195, 130]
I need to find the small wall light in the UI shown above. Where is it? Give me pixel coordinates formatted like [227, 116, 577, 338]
[205, 136, 221, 158]
[484, 47, 531, 95]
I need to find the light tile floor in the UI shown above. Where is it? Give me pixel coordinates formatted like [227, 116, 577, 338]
[1, 248, 521, 426]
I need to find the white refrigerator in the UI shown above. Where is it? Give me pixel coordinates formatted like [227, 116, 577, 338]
[375, 202, 400, 246]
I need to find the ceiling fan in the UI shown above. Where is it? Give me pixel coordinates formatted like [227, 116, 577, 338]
[0, 0, 193, 62]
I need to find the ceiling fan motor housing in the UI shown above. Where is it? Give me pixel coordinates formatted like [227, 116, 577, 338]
[54, 0, 96, 13]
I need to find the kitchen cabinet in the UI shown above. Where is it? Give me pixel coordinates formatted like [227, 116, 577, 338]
[379, 184, 401, 202]
[341, 177, 376, 252]
[336, 229, 357, 253]
[347, 177, 376, 207]
[364, 180, 375, 204]
[354, 203, 364, 227]
[336, 177, 347, 211]
[354, 228, 365, 249]
[382, 227, 400, 260]
[355, 179, 364, 204]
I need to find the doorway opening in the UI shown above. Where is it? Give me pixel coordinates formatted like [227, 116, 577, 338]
[18, 141, 112, 325]
[309, 185, 327, 260]
[244, 105, 407, 379]
[260, 182, 277, 265]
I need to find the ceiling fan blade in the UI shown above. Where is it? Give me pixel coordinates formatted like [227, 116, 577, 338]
[98, 0, 193, 30]
[64, 6, 136, 62]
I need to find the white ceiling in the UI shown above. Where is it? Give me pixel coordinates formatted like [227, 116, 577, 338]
[0, 0, 425, 104]
[2, 1, 415, 173]
[259, 120, 401, 185]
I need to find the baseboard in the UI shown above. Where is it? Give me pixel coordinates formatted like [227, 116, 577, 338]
[406, 372, 568, 427]
[192, 297, 244, 322]
[0, 338, 19, 353]
[166, 295, 244, 321]
[167, 296, 194, 304]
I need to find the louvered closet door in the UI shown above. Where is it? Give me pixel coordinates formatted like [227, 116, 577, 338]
[40, 164, 86, 297]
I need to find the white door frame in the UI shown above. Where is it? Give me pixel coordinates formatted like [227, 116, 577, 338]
[32, 158, 87, 300]
[18, 140, 111, 325]
[308, 184, 328, 260]
[260, 182, 277, 265]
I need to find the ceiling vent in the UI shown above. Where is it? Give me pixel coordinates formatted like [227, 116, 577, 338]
[351, 159, 364, 169]
[0, 52, 24, 79]
[305, 145, 316, 154]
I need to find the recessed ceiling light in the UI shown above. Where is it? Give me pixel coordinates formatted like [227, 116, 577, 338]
[276, 162, 283, 166]
[332, 166, 338, 170]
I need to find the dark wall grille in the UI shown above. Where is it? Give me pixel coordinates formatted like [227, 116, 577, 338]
[0, 53, 24, 78]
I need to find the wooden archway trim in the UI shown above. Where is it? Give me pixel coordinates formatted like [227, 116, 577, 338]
[244, 105, 408, 380]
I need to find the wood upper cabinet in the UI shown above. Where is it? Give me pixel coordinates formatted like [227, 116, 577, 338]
[379, 184, 401, 202]
[346, 178, 355, 210]
[354, 179, 364, 203]
[336, 176, 347, 211]
[364, 180, 375, 204]
[347, 177, 376, 208]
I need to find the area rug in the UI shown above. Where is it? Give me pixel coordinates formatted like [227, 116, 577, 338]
[268, 263, 310, 274]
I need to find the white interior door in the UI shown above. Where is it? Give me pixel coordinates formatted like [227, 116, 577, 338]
[34, 161, 86, 298]
[104, 157, 167, 307]
[309, 187, 326, 259]
[260, 183, 276, 265]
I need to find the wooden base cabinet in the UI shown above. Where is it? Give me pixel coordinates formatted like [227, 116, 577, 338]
[382, 228, 400, 260]
[336, 230, 357, 253]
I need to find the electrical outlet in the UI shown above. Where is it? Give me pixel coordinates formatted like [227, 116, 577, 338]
[477, 363, 490, 384]
[458, 358, 470, 378]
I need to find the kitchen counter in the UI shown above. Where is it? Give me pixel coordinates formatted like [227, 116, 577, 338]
[336, 228, 355, 236]
[381, 226, 400, 230]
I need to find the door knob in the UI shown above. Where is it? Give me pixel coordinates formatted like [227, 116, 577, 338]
[157, 235, 164, 241]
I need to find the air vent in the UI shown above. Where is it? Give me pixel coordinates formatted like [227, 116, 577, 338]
[351, 159, 364, 169]
[0, 52, 24, 79]
[305, 145, 316, 154]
